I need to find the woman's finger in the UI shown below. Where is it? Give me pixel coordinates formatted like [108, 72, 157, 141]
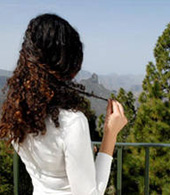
[106, 98, 112, 116]
[112, 100, 120, 115]
[116, 101, 124, 117]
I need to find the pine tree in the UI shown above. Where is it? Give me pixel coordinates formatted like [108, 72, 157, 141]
[125, 23, 170, 194]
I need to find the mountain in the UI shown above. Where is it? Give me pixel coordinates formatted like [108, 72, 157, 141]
[75, 70, 144, 97]
[78, 73, 115, 117]
[0, 76, 8, 106]
[0, 68, 143, 116]
[98, 72, 144, 97]
[74, 69, 92, 81]
[0, 76, 8, 89]
[0, 68, 144, 96]
[0, 69, 12, 77]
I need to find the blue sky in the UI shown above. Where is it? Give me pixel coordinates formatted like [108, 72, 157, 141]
[0, 0, 170, 75]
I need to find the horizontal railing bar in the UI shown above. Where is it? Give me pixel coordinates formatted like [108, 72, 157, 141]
[92, 142, 170, 147]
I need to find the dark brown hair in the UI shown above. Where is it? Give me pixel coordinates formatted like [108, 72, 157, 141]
[0, 13, 108, 148]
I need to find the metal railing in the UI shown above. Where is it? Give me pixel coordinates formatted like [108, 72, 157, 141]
[91, 142, 170, 195]
[13, 142, 170, 195]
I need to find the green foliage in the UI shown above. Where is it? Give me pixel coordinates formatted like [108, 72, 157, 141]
[0, 140, 14, 195]
[123, 23, 170, 194]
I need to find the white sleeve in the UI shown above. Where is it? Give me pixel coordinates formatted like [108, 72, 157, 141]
[63, 113, 113, 195]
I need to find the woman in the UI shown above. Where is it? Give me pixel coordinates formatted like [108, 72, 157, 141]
[0, 13, 128, 195]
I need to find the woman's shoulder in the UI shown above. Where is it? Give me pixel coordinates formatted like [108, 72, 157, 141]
[58, 108, 87, 126]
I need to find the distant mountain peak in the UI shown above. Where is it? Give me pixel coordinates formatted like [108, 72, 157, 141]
[91, 73, 98, 84]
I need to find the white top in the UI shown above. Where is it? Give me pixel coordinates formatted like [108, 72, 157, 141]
[12, 108, 113, 195]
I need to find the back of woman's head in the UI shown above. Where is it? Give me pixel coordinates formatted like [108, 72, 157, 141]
[22, 13, 83, 80]
[0, 13, 92, 146]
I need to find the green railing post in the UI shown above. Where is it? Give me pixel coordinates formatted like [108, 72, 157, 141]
[13, 151, 19, 195]
[117, 146, 122, 195]
[144, 147, 150, 195]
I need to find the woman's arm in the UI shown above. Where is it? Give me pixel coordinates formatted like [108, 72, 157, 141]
[63, 113, 114, 195]
[99, 132, 117, 157]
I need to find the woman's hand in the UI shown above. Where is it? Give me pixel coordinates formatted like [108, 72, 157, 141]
[103, 98, 128, 137]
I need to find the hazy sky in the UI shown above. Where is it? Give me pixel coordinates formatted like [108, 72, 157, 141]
[0, 0, 170, 75]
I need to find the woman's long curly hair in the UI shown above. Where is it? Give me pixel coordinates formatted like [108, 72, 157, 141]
[0, 13, 107, 148]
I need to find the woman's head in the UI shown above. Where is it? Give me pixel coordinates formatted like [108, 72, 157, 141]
[0, 13, 90, 146]
[21, 13, 83, 81]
